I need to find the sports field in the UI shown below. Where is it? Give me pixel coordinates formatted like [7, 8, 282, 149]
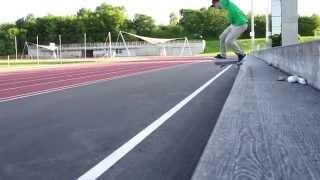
[1, 36, 318, 70]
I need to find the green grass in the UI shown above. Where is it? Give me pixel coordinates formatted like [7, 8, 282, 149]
[0, 59, 95, 69]
[204, 36, 320, 55]
[299, 36, 320, 43]
[204, 38, 267, 55]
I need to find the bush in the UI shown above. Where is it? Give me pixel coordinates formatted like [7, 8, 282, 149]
[271, 34, 281, 47]
[299, 16, 319, 36]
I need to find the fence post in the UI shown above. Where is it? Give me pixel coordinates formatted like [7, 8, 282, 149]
[7, 55, 10, 68]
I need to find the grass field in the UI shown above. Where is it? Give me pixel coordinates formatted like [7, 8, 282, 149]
[204, 38, 268, 55]
[0, 59, 96, 70]
[299, 36, 320, 43]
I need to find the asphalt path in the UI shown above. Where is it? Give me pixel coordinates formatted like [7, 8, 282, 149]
[0, 60, 238, 180]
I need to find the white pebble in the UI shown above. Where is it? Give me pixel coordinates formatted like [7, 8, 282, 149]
[287, 76, 299, 83]
[297, 77, 307, 85]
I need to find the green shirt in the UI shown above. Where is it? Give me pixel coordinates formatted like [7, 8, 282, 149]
[220, 0, 248, 26]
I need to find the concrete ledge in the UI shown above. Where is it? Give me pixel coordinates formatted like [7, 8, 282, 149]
[192, 56, 320, 180]
[254, 40, 320, 90]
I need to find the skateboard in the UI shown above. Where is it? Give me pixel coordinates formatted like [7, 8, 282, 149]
[214, 58, 243, 68]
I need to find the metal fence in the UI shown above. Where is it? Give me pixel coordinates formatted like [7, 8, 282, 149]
[27, 40, 206, 59]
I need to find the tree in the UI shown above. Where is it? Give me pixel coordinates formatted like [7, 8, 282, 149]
[92, 3, 127, 41]
[17, 15, 37, 42]
[245, 15, 266, 39]
[152, 25, 185, 38]
[77, 8, 92, 18]
[299, 16, 319, 36]
[131, 14, 156, 36]
[180, 8, 228, 38]
[0, 24, 22, 55]
[55, 16, 84, 43]
[169, 13, 179, 26]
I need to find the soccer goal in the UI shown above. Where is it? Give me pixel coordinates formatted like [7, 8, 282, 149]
[24, 42, 59, 60]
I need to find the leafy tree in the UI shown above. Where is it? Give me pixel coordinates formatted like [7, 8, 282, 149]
[169, 13, 179, 26]
[245, 15, 266, 39]
[91, 3, 127, 41]
[77, 8, 92, 18]
[0, 24, 22, 54]
[50, 16, 84, 44]
[299, 16, 319, 36]
[131, 14, 156, 36]
[180, 8, 228, 38]
[152, 25, 185, 38]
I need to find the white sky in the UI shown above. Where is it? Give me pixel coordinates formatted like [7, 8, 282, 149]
[0, 0, 319, 25]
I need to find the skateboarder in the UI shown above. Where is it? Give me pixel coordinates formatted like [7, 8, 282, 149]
[211, 0, 248, 62]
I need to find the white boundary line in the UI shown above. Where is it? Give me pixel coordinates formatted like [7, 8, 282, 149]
[0, 63, 194, 103]
[77, 65, 233, 180]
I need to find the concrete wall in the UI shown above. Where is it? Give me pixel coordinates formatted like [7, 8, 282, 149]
[254, 40, 320, 90]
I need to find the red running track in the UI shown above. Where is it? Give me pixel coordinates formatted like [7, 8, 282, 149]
[0, 61, 197, 101]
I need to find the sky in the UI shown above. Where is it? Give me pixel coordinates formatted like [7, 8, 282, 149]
[0, 0, 319, 25]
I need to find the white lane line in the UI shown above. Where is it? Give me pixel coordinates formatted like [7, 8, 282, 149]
[77, 65, 233, 180]
[0, 63, 194, 103]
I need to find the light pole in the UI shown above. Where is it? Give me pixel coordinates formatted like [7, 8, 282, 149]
[14, 36, 18, 61]
[108, 32, 112, 58]
[59, 34, 62, 63]
[84, 33, 87, 61]
[36, 35, 39, 64]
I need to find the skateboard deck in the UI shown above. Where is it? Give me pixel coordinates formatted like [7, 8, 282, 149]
[214, 58, 243, 68]
[214, 59, 238, 65]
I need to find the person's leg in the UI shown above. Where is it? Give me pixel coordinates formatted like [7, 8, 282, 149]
[225, 24, 248, 56]
[218, 25, 232, 58]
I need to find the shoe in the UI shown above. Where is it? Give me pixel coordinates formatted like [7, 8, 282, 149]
[214, 54, 226, 59]
[237, 54, 246, 62]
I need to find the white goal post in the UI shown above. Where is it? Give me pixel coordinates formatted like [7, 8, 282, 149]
[23, 42, 59, 60]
